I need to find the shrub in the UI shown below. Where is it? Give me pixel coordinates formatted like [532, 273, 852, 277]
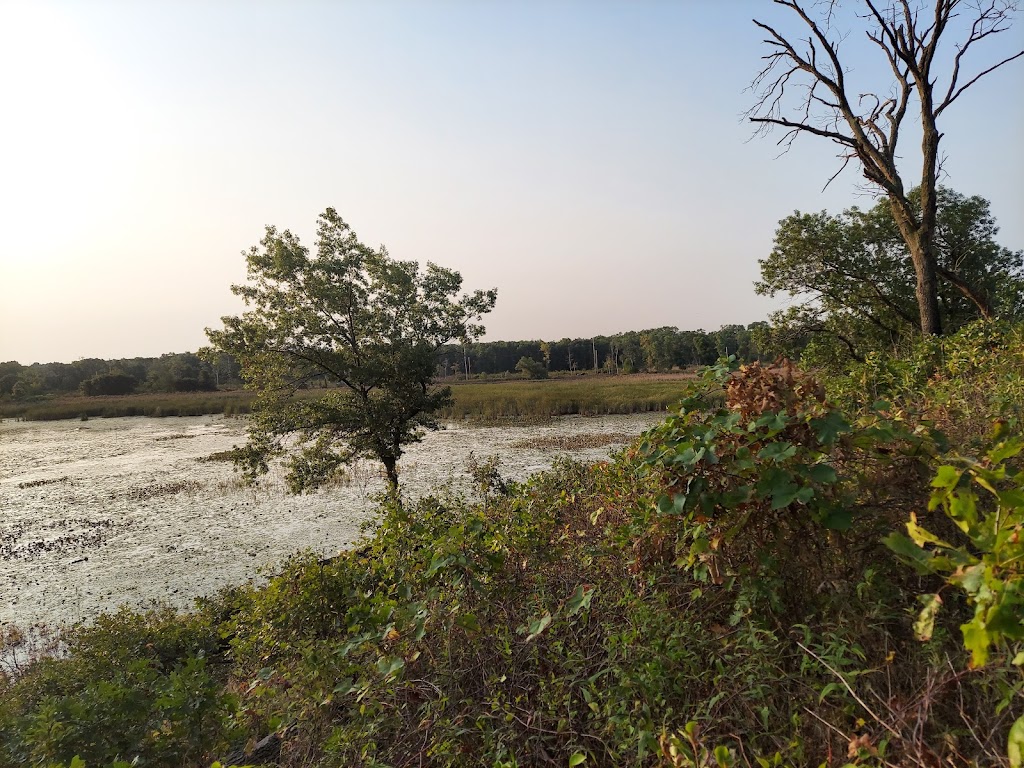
[80, 374, 137, 397]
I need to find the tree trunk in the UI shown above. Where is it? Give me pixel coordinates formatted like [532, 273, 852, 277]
[888, 196, 943, 337]
[382, 456, 399, 493]
[908, 238, 943, 336]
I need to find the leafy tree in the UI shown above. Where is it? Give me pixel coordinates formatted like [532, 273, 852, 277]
[204, 209, 497, 492]
[514, 356, 548, 379]
[749, 0, 1024, 335]
[639, 327, 682, 372]
[81, 373, 137, 397]
[758, 188, 1024, 364]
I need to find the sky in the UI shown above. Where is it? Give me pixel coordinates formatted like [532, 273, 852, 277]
[1, 0, 1022, 365]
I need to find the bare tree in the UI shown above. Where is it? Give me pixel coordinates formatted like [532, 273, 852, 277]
[749, 0, 1024, 335]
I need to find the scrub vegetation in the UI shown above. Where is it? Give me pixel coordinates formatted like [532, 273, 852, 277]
[3, 322, 1024, 768]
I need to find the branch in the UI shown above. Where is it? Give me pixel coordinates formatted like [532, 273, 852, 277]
[937, 48, 1024, 114]
[935, 265, 994, 318]
[749, 116, 857, 146]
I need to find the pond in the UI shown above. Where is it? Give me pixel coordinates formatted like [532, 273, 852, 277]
[0, 413, 663, 628]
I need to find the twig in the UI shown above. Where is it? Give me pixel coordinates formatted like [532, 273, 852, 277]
[795, 639, 902, 740]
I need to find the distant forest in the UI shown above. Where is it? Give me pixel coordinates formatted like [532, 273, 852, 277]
[0, 323, 770, 399]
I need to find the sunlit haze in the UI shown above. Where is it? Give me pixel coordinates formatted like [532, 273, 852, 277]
[2, 0, 1022, 364]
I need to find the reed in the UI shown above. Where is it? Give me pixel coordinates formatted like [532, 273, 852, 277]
[441, 376, 693, 420]
[0, 391, 255, 421]
[0, 375, 697, 422]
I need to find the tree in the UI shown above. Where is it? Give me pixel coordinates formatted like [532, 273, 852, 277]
[81, 373, 137, 397]
[749, 0, 1024, 335]
[515, 356, 548, 379]
[204, 209, 497, 492]
[757, 188, 1024, 363]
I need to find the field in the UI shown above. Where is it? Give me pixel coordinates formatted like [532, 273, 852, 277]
[0, 374, 697, 422]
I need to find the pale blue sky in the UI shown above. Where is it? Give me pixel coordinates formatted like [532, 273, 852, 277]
[2, 0, 1021, 364]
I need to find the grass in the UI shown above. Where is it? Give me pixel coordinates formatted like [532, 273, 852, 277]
[0, 375, 696, 423]
[442, 375, 695, 419]
[0, 391, 255, 421]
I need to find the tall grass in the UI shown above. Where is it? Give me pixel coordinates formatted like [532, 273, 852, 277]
[0, 391, 255, 421]
[0, 376, 696, 422]
[442, 377, 693, 419]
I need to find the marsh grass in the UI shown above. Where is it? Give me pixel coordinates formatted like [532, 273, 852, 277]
[442, 376, 693, 420]
[0, 391, 256, 421]
[1, 375, 695, 422]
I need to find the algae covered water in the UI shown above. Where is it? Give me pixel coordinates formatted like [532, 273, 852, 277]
[1, 413, 662, 628]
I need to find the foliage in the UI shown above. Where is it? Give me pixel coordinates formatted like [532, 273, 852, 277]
[204, 209, 497, 491]
[827, 320, 1024, 445]
[886, 421, 1024, 663]
[79, 373, 138, 397]
[514, 356, 547, 379]
[757, 189, 1024, 366]
[8, 328, 1024, 766]
[637, 358, 943, 619]
[0, 608, 236, 768]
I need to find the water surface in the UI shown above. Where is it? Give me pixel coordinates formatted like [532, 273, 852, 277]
[1, 413, 661, 627]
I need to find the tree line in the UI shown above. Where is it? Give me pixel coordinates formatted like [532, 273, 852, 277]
[0, 351, 243, 400]
[438, 324, 769, 379]
[0, 323, 770, 402]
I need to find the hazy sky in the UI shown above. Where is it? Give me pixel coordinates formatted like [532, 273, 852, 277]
[2, 0, 1022, 364]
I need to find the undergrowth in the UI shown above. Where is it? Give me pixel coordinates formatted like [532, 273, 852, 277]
[2, 321, 1023, 767]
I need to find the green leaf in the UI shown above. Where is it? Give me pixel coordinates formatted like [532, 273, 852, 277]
[818, 681, 843, 703]
[809, 410, 850, 445]
[989, 438, 1024, 465]
[962, 620, 991, 667]
[1009, 715, 1024, 768]
[770, 484, 800, 510]
[754, 412, 788, 433]
[757, 467, 799, 509]
[807, 463, 838, 484]
[882, 532, 934, 572]
[566, 585, 595, 617]
[522, 612, 553, 642]
[820, 507, 852, 531]
[332, 677, 355, 695]
[713, 745, 734, 767]
[456, 613, 481, 633]
[757, 442, 797, 463]
[913, 594, 942, 641]
[425, 553, 453, 578]
[569, 753, 587, 767]
[931, 465, 962, 490]
[376, 656, 405, 678]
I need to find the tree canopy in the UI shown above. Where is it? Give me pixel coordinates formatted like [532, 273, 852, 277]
[204, 209, 497, 492]
[757, 188, 1024, 364]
